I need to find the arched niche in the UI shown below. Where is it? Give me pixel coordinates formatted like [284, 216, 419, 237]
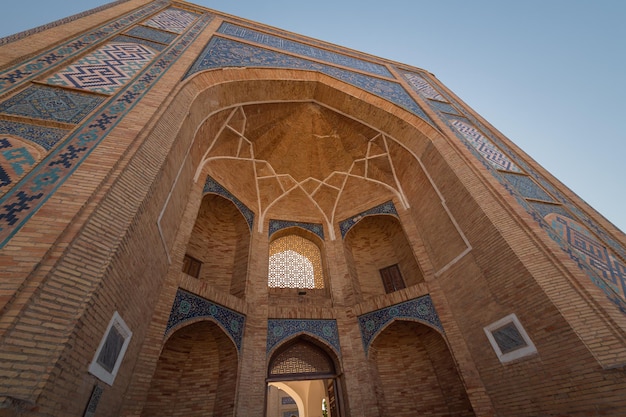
[185, 193, 250, 298]
[267, 335, 345, 417]
[343, 214, 424, 301]
[142, 320, 239, 417]
[368, 319, 475, 417]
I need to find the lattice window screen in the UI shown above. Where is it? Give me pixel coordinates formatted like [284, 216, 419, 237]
[269, 235, 324, 289]
[270, 342, 334, 377]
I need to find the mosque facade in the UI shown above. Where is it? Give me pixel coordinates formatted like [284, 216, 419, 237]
[1, 1, 626, 416]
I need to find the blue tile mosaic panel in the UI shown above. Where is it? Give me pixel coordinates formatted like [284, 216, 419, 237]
[267, 319, 340, 356]
[127, 25, 177, 45]
[402, 71, 446, 100]
[0, 85, 105, 124]
[185, 37, 433, 125]
[428, 99, 460, 115]
[143, 8, 199, 34]
[339, 200, 398, 238]
[218, 22, 392, 78]
[0, 137, 41, 194]
[358, 295, 443, 354]
[501, 173, 554, 202]
[166, 289, 245, 352]
[112, 35, 167, 52]
[0, 14, 213, 249]
[0, 120, 68, 152]
[0, 0, 168, 93]
[203, 175, 254, 230]
[46, 42, 158, 95]
[448, 118, 522, 173]
[269, 219, 324, 240]
[548, 213, 626, 300]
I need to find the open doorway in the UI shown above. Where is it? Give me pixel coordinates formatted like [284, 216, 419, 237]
[266, 337, 342, 417]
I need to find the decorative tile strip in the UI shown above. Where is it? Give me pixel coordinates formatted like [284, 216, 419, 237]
[111, 35, 167, 52]
[339, 200, 398, 238]
[218, 22, 392, 78]
[0, 84, 105, 124]
[0, 137, 41, 195]
[0, 0, 132, 46]
[267, 319, 340, 356]
[0, 13, 213, 248]
[0, 0, 168, 93]
[358, 295, 443, 354]
[402, 70, 626, 312]
[166, 289, 245, 352]
[269, 219, 324, 240]
[185, 37, 433, 126]
[203, 175, 254, 230]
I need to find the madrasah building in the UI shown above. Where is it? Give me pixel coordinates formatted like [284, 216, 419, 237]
[0, 1, 625, 416]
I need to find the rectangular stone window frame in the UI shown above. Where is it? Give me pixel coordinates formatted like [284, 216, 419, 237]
[483, 313, 537, 363]
[88, 311, 132, 386]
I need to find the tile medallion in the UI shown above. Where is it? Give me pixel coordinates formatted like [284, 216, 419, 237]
[142, 8, 200, 34]
[218, 22, 392, 78]
[45, 42, 158, 95]
[358, 295, 443, 354]
[269, 219, 324, 240]
[185, 37, 433, 126]
[203, 175, 254, 230]
[267, 319, 340, 356]
[0, 0, 168, 93]
[339, 200, 398, 238]
[166, 289, 245, 352]
[0, 85, 105, 124]
[0, 13, 213, 248]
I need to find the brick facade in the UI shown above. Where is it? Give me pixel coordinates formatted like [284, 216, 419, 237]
[1, 1, 626, 416]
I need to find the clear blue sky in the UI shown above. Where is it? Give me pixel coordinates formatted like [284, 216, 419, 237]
[1, 1, 625, 232]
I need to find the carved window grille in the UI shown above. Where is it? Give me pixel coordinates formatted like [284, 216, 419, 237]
[269, 235, 324, 289]
[484, 313, 537, 363]
[269, 341, 335, 379]
[379, 264, 405, 293]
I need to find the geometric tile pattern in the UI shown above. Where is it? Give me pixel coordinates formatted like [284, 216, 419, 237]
[358, 295, 444, 355]
[449, 118, 522, 173]
[267, 319, 341, 356]
[0, 13, 213, 249]
[402, 71, 446, 100]
[218, 22, 392, 78]
[112, 35, 167, 53]
[548, 213, 626, 302]
[339, 200, 398, 238]
[185, 37, 433, 126]
[0, 137, 41, 195]
[0, 0, 132, 46]
[142, 8, 199, 34]
[0, 120, 68, 151]
[165, 289, 245, 352]
[501, 172, 554, 202]
[126, 25, 177, 45]
[427, 99, 460, 115]
[46, 42, 158, 95]
[0, 0, 168, 93]
[203, 175, 254, 230]
[0, 85, 105, 124]
[269, 219, 324, 240]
